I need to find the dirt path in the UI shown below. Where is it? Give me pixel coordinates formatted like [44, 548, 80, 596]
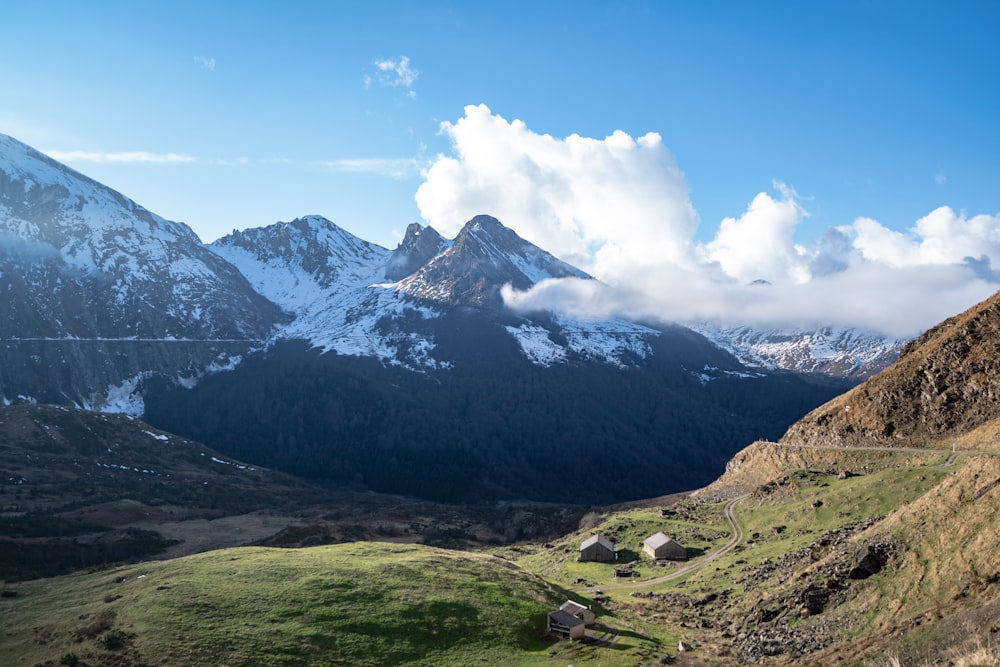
[576, 444, 968, 596]
[584, 494, 747, 592]
[767, 441, 980, 457]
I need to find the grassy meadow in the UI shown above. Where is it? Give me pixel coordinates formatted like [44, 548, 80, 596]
[1, 448, 988, 666]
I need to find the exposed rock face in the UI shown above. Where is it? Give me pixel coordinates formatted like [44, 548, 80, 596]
[395, 215, 590, 308]
[781, 289, 1000, 448]
[848, 542, 893, 580]
[384, 223, 448, 281]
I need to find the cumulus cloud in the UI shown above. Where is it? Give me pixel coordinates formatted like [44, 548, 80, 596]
[416, 104, 698, 280]
[366, 56, 419, 98]
[704, 182, 812, 285]
[417, 105, 1000, 338]
[851, 207, 1000, 268]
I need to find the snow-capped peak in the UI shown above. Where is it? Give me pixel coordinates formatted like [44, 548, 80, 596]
[394, 214, 591, 307]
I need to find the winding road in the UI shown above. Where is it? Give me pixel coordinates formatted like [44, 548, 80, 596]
[581, 444, 973, 595]
[585, 494, 748, 592]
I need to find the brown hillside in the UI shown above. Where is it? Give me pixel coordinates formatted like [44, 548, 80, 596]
[781, 289, 1000, 450]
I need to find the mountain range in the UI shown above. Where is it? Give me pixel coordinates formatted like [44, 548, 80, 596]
[2, 129, 999, 665]
[1, 131, 903, 503]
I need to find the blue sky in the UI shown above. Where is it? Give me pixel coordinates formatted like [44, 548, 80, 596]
[3, 1, 1000, 335]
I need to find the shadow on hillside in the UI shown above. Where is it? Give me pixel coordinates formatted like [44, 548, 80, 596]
[616, 548, 641, 563]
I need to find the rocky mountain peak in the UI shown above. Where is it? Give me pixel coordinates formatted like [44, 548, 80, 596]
[384, 222, 447, 281]
[395, 215, 589, 308]
[781, 289, 1000, 448]
[0, 133, 286, 411]
[212, 215, 388, 291]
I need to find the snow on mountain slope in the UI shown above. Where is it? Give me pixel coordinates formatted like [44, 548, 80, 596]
[0, 132, 282, 340]
[395, 215, 591, 307]
[211, 216, 450, 367]
[0, 132, 284, 412]
[214, 214, 656, 369]
[210, 215, 391, 313]
[687, 323, 905, 380]
[504, 313, 658, 367]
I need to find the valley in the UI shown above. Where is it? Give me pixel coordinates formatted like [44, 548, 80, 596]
[2, 437, 996, 666]
[2, 130, 999, 665]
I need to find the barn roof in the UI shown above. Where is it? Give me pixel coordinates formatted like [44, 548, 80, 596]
[560, 600, 588, 616]
[644, 531, 678, 549]
[548, 610, 585, 627]
[580, 534, 614, 552]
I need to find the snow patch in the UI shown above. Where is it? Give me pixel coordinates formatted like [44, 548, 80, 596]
[506, 314, 657, 367]
[209, 455, 255, 471]
[95, 374, 150, 417]
[504, 325, 567, 366]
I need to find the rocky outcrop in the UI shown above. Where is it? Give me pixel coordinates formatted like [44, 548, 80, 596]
[781, 289, 1000, 449]
[384, 223, 448, 281]
[395, 215, 590, 308]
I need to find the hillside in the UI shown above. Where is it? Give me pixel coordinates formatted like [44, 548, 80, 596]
[781, 290, 1000, 450]
[143, 333, 845, 505]
[0, 543, 574, 667]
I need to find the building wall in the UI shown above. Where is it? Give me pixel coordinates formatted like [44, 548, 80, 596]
[580, 544, 614, 562]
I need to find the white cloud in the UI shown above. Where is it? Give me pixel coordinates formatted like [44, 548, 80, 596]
[850, 207, 1000, 269]
[194, 56, 216, 72]
[704, 182, 812, 284]
[368, 56, 419, 96]
[313, 157, 425, 180]
[417, 106, 1000, 338]
[44, 150, 196, 164]
[416, 104, 698, 280]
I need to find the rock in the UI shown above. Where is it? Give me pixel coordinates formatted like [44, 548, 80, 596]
[848, 542, 893, 580]
[798, 583, 830, 615]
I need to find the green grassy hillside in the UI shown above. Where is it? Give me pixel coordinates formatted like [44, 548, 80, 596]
[0, 542, 574, 667]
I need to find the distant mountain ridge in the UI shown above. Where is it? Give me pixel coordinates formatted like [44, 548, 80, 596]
[689, 323, 905, 381]
[211, 212, 664, 370]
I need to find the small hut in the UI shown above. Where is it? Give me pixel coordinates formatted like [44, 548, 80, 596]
[547, 609, 586, 639]
[643, 531, 687, 560]
[559, 600, 596, 626]
[579, 534, 615, 562]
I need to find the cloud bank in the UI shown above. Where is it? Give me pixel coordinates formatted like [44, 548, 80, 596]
[416, 105, 1000, 338]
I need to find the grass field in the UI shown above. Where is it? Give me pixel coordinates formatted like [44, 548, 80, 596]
[0, 542, 582, 667]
